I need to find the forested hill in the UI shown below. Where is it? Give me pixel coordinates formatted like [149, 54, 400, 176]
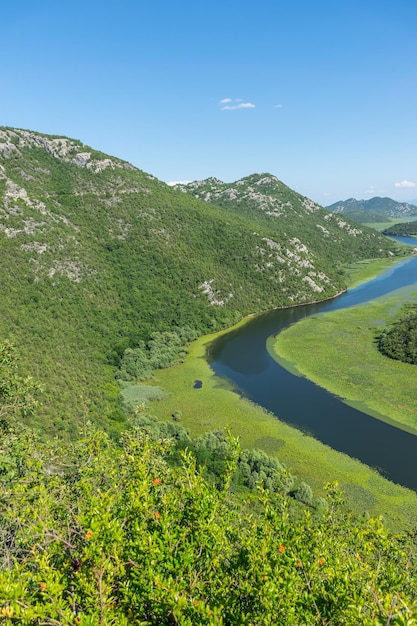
[173, 174, 400, 261]
[0, 129, 402, 436]
[326, 196, 417, 223]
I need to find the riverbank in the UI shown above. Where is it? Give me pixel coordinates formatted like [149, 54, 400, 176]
[343, 255, 414, 288]
[272, 284, 417, 435]
[148, 321, 417, 531]
[142, 256, 417, 531]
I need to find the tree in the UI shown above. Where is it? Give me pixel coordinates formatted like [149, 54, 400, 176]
[0, 342, 41, 422]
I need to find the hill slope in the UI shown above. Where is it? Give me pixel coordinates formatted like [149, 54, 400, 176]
[0, 130, 402, 436]
[326, 196, 417, 223]
[174, 174, 400, 269]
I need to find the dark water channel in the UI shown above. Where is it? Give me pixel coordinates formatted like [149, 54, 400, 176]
[209, 249, 417, 491]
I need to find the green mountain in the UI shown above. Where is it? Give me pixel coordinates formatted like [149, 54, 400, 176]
[0, 129, 403, 436]
[174, 174, 401, 267]
[326, 196, 417, 223]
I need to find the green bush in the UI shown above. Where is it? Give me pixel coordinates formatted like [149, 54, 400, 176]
[378, 308, 417, 364]
[1, 423, 417, 625]
[292, 481, 314, 505]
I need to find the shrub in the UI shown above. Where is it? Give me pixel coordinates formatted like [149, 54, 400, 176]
[1, 424, 417, 625]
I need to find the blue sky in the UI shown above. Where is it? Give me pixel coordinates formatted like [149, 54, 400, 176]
[2, 0, 417, 204]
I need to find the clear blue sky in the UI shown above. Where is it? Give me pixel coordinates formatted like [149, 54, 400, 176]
[2, 0, 417, 204]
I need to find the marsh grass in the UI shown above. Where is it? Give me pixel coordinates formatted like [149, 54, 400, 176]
[119, 382, 167, 412]
[363, 221, 397, 230]
[343, 256, 413, 288]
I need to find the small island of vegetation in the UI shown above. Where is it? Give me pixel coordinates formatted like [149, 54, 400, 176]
[378, 306, 417, 365]
[383, 221, 417, 236]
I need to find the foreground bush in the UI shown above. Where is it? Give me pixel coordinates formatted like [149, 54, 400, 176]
[1, 422, 417, 625]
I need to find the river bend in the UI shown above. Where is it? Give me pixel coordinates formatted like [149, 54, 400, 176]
[209, 252, 417, 491]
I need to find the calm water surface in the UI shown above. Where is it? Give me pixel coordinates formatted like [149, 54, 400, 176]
[209, 253, 417, 490]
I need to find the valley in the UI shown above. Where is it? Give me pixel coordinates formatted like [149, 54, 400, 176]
[0, 127, 415, 518]
[3, 127, 417, 621]
[0, 127, 403, 438]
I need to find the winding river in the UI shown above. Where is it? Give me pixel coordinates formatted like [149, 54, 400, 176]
[209, 242, 417, 491]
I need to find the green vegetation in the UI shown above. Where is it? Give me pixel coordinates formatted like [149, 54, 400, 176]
[118, 382, 167, 413]
[2, 420, 417, 625]
[147, 318, 417, 531]
[2, 129, 417, 622]
[3, 344, 417, 623]
[342, 256, 411, 288]
[272, 286, 417, 434]
[115, 328, 198, 382]
[383, 221, 417, 236]
[0, 341, 41, 422]
[134, 415, 298, 496]
[176, 175, 404, 266]
[0, 129, 403, 438]
[363, 220, 405, 230]
[378, 306, 417, 365]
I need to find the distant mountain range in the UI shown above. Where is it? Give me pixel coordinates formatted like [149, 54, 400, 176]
[326, 197, 417, 223]
[0, 128, 403, 435]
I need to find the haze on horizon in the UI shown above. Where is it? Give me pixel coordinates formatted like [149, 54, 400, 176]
[2, 0, 416, 205]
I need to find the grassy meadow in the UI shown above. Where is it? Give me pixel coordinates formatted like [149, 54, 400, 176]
[363, 218, 417, 231]
[363, 221, 397, 230]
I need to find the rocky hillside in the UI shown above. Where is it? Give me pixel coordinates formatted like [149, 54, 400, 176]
[0, 130, 402, 436]
[174, 174, 400, 279]
[326, 196, 417, 223]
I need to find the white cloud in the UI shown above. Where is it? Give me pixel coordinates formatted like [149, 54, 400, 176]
[274, 103, 283, 108]
[394, 179, 416, 188]
[364, 185, 376, 195]
[221, 100, 255, 110]
[219, 98, 232, 104]
[166, 180, 191, 186]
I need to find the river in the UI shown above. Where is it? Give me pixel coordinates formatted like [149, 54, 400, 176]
[209, 246, 417, 491]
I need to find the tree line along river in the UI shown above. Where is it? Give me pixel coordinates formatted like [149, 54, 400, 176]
[209, 241, 417, 491]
